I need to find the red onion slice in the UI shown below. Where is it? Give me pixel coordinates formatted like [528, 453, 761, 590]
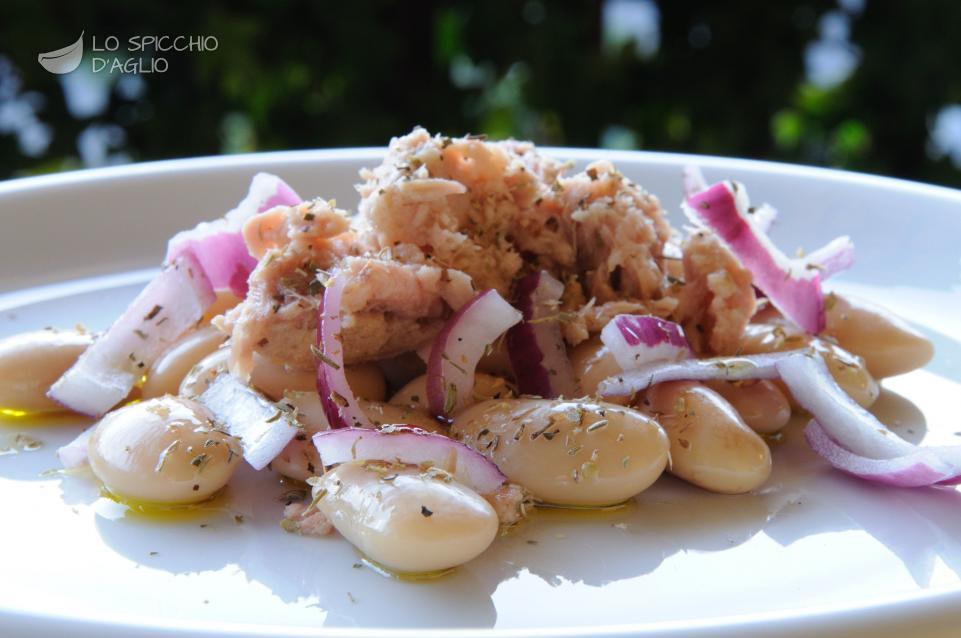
[595, 344, 961, 489]
[313, 426, 507, 494]
[166, 173, 301, 297]
[315, 272, 372, 430]
[750, 203, 778, 235]
[598, 351, 797, 398]
[427, 290, 523, 417]
[684, 181, 840, 333]
[196, 373, 300, 470]
[683, 166, 778, 233]
[774, 351, 961, 486]
[682, 165, 708, 198]
[775, 351, 913, 459]
[57, 427, 93, 469]
[169, 232, 258, 298]
[240, 173, 301, 214]
[48, 254, 215, 417]
[600, 314, 692, 371]
[802, 235, 855, 280]
[804, 421, 960, 487]
[507, 271, 577, 398]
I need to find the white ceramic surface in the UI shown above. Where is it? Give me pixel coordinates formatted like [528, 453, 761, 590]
[0, 149, 960, 638]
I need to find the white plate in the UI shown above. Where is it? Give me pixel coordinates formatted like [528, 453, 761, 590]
[1, 149, 960, 638]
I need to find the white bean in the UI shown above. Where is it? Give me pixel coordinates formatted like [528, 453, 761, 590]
[569, 337, 626, 403]
[389, 373, 514, 412]
[250, 353, 386, 402]
[178, 347, 230, 398]
[88, 396, 241, 506]
[739, 323, 880, 408]
[142, 326, 227, 399]
[281, 391, 444, 435]
[0, 328, 94, 413]
[823, 294, 934, 378]
[202, 290, 241, 324]
[702, 380, 791, 434]
[313, 462, 499, 574]
[362, 401, 445, 432]
[452, 398, 668, 506]
[645, 381, 771, 494]
[811, 338, 880, 408]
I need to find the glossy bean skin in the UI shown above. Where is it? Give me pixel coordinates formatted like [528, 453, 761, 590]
[569, 337, 626, 403]
[87, 396, 241, 505]
[0, 328, 94, 413]
[739, 323, 880, 408]
[702, 380, 791, 434]
[645, 381, 771, 494]
[179, 349, 387, 404]
[823, 294, 934, 378]
[179, 348, 230, 398]
[282, 391, 444, 435]
[250, 353, 386, 402]
[389, 373, 514, 413]
[452, 398, 668, 506]
[142, 326, 227, 399]
[313, 462, 499, 574]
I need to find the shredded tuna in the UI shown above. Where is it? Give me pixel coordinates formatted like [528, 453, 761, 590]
[356, 128, 551, 295]
[243, 199, 351, 259]
[281, 501, 333, 537]
[222, 191, 475, 374]
[356, 130, 682, 345]
[560, 160, 674, 304]
[223, 127, 756, 372]
[484, 482, 533, 529]
[673, 232, 757, 355]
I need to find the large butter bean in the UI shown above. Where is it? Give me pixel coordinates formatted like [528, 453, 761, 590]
[180, 351, 387, 404]
[314, 462, 498, 573]
[281, 391, 444, 435]
[0, 329, 94, 413]
[452, 398, 668, 506]
[569, 337, 619, 393]
[390, 373, 514, 412]
[569, 337, 625, 403]
[739, 323, 879, 408]
[362, 401, 445, 432]
[702, 380, 791, 434]
[178, 348, 230, 398]
[645, 381, 771, 494]
[142, 326, 227, 399]
[202, 290, 242, 324]
[250, 353, 386, 402]
[823, 294, 934, 378]
[88, 396, 241, 506]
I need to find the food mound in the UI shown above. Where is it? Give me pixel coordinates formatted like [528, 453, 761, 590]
[2, 129, 942, 577]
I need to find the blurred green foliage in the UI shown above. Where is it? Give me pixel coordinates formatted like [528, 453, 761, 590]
[2, 0, 961, 187]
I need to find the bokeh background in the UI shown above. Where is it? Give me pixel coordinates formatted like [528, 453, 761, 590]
[3, 0, 961, 187]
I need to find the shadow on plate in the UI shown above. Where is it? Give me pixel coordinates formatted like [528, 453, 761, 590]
[36, 385, 961, 628]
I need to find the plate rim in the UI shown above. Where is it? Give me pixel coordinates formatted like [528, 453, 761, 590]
[2, 147, 961, 638]
[1, 147, 959, 203]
